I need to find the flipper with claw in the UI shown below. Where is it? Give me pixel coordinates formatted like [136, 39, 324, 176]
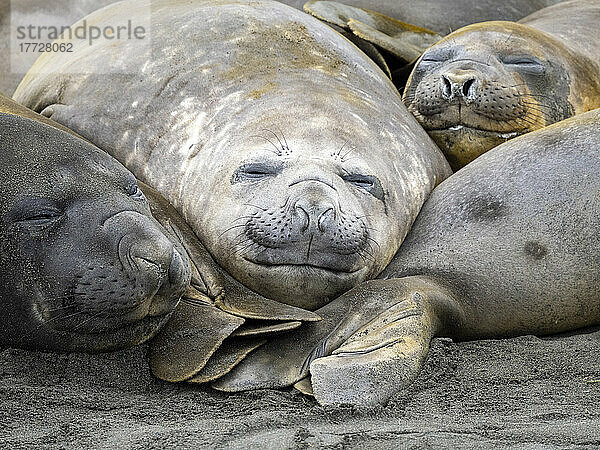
[213, 276, 462, 407]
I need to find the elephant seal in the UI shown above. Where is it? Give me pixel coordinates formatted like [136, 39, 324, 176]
[14, 0, 450, 312]
[213, 109, 600, 406]
[403, 0, 600, 169]
[0, 96, 191, 353]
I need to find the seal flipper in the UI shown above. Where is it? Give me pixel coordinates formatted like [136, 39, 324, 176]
[149, 298, 245, 382]
[211, 299, 345, 391]
[304, 1, 441, 63]
[211, 276, 447, 392]
[214, 279, 321, 322]
[231, 321, 302, 338]
[338, 29, 392, 78]
[309, 277, 460, 406]
[214, 276, 461, 405]
[294, 377, 314, 397]
[187, 337, 266, 384]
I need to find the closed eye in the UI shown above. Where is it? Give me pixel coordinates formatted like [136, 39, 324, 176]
[342, 173, 384, 201]
[419, 50, 450, 66]
[344, 174, 374, 188]
[231, 162, 282, 183]
[502, 56, 545, 74]
[16, 208, 63, 227]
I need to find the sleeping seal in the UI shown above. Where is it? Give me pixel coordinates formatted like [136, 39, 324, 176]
[295, 0, 564, 69]
[14, 0, 450, 312]
[402, 0, 600, 169]
[0, 96, 191, 352]
[213, 109, 600, 406]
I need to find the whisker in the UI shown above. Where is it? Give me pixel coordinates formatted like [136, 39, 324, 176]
[218, 223, 249, 238]
[243, 203, 267, 211]
[261, 128, 285, 152]
[275, 125, 290, 151]
[249, 134, 281, 155]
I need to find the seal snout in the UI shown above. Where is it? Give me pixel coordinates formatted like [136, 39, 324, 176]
[103, 210, 190, 317]
[293, 195, 335, 234]
[242, 179, 369, 273]
[440, 69, 478, 101]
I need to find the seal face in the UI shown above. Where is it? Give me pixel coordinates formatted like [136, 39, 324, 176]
[14, 0, 451, 311]
[0, 114, 191, 352]
[403, 21, 583, 169]
[200, 123, 397, 310]
[403, 0, 600, 170]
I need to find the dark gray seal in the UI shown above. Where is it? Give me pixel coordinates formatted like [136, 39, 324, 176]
[402, 0, 600, 169]
[0, 98, 191, 352]
[212, 108, 600, 406]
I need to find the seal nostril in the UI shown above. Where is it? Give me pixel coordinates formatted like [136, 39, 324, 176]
[295, 205, 310, 233]
[441, 75, 452, 99]
[462, 78, 476, 97]
[317, 208, 334, 232]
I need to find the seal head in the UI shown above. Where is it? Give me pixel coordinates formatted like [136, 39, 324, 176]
[0, 115, 191, 352]
[403, 20, 600, 169]
[13, 0, 451, 311]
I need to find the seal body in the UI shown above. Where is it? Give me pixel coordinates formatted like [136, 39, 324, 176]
[403, 0, 600, 169]
[213, 109, 600, 406]
[14, 0, 450, 310]
[0, 96, 191, 353]
[278, 0, 563, 34]
[384, 108, 600, 339]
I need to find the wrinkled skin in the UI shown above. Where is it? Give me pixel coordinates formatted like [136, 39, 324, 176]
[403, 0, 600, 169]
[14, 0, 450, 311]
[0, 114, 191, 352]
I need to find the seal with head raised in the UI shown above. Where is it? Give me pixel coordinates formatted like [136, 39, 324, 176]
[0, 94, 192, 352]
[213, 108, 600, 406]
[14, 0, 450, 314]
[402, 0, 600, 169]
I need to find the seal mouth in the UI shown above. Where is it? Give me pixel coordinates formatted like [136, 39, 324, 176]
[244, 258, 362, 276]
[427, 125, 521, 139]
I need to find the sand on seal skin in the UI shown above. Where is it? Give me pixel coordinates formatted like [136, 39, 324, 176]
[1, 330, 600, 448]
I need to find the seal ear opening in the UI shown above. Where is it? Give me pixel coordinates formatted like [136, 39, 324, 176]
[304, 0, 441, 63]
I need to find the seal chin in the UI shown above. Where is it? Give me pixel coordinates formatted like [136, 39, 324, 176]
[244, 252, 364, 275]
[246, 260, 363, 276]
[238, 256, 370, 311]
[42, 307, 174, 352]
[428, 125, 527, 169]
